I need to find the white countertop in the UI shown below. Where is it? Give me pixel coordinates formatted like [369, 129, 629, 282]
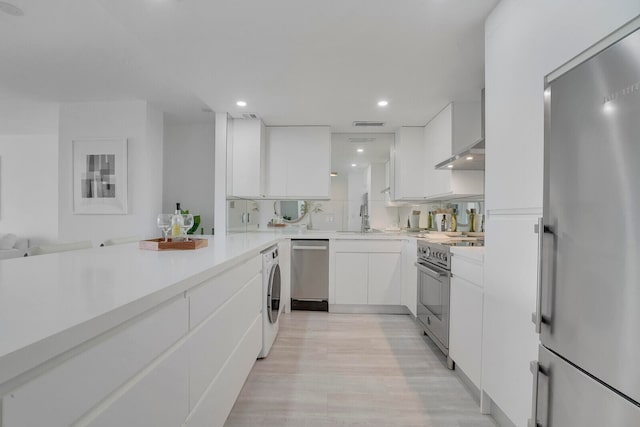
[0, 233, 283, 388]
[0, 231, 411, 389]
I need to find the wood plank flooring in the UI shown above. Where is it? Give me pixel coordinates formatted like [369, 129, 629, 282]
[225, 311, 497, 427]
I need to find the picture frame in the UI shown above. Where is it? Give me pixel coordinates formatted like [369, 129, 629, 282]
[72, 138, 128, 214]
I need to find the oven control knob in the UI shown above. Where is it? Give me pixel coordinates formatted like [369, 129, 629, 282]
[425, 247, 431, 257]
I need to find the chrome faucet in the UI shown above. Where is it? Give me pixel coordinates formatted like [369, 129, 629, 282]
[360, 192, 370, 233]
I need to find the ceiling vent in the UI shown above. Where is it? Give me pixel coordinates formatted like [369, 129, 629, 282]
[230, 112, 260, 120]
[348, 137, 376, 143]
[353, 121, 385, 127]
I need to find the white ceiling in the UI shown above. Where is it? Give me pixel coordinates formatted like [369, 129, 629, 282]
[0, 0, 498, 128]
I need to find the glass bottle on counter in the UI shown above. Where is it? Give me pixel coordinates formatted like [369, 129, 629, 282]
[171, 202, 184, 240]
[441, 214, 447, 232]
[450, 209, 457, 232]
[468, 209, 476, 233]
[427, 211, 433, 230]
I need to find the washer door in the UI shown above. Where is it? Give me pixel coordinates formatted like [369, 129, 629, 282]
[267, 263, 281, 324]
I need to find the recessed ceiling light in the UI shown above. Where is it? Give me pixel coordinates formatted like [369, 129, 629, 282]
[236, 100, 247, 107]
[447, 164, 454, 168]
[357, 148, 364, 153]
[330, 172, 338, 177]
[0, 1, 24, 16]
[466, 156, 474, 160]
[351, 163, 357, 167]
[377, 100, 389, 107]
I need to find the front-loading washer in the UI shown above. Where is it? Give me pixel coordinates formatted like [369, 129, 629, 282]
[258, 245, 282, 358]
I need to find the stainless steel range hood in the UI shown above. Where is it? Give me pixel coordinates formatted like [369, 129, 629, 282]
[435, 89, 485, 170]
[435, 138, 485, 170]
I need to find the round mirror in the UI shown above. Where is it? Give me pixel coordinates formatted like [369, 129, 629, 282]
[274, 200, 308, 223]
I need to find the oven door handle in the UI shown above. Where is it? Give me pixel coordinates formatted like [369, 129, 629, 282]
[414, 262, 447, 278]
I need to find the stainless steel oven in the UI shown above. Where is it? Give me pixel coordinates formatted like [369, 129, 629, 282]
[416, 240, 453, 369]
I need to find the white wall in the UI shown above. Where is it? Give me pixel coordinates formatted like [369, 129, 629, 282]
[58, 100, 164, 245]
[0, 102, 60, 245]
[163, 120, 215, 234]
[484, 1, 640, 426]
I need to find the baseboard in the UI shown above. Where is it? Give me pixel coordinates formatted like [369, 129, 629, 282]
[329, 304, 408, 314]
[453, 365, 481, 406]
[489, 397, 517, 427]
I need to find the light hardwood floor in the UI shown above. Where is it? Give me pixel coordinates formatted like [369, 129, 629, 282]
[225, 311, 497, 427]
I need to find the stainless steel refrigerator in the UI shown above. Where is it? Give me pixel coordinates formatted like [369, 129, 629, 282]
[531, 28, 640, 426]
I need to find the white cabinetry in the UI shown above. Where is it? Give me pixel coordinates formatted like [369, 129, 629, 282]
[265, 126, 331, 199]
[449, 250, 484, 390]
[391, 127, 425, 201]
[2, 255, 263, 427]
[423, 104, 484, 200]
[368, 253, 401, 305]
[227, 118, 265, 198]
[332, 240, 402, 310]
[335, 252, 368, 304]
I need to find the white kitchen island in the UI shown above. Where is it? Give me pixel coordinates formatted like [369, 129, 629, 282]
[0, 231, 420, 427]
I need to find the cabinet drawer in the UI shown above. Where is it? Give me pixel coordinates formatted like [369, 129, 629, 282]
[188, 255, 261, 327]
[185, 313, 262, 427]
[188, 273, 262, 407]
[3, 297, 189, 427]
[333, 240, 402, 253]
[451, 256, 483, 287]
[87, 344, 189, 427]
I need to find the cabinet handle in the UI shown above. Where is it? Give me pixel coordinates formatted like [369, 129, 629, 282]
[247, 213, 251, 223]
[532, 218, 544, 334]
[528, 360, 549, 427]
[241, 213, 246, 224]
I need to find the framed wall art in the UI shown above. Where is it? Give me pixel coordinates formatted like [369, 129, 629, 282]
[73, 138, 128, 214]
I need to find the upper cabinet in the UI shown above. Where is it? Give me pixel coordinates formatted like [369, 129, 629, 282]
[390, 127, 426, 201]
[423, 103, 484, 200]
[227, 122, 331, 200]
[265, 126, 331, 200]
[227, 118, 265, 198]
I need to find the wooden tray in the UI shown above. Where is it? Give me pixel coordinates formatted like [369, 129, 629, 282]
[267, 223, 287, 228]
[139, 238, 208, 251]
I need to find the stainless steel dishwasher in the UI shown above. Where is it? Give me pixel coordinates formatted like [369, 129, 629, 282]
[291, 239, 329, 311]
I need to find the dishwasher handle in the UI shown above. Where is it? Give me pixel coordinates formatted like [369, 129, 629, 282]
[292, 245, 328, 251]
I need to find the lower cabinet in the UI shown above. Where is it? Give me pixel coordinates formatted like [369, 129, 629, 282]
[449, 250, 484, 390]
[368, 253, 402, 305]
[2, 254, 263, 427]
[450, 275, 483, 389]
[335, 253, 368, 304]
[333, 240, 402, 307]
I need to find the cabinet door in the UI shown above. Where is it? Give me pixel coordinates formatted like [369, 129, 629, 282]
[265, 126, 330, 199]
[401, 239, 418, 316]
[335, 253, 368, 304]
[424, 104, 453, 198]
[449, 276, 483, 388]
[393, 127, 425, 200]
[285, 127, 331, 199]
[368, 253, 401, 305]
[482, 215, 539, 425]
[264, 128, 288, 198]
[229, 119, 264, 198]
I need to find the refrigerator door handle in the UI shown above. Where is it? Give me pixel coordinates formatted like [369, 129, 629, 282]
[532, 217, 544, 333]
[528, 360, 549, 427]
